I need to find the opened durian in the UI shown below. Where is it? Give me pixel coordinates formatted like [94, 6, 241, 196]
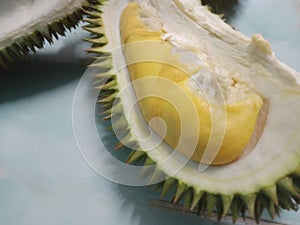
[0, 0, 98, 68]
[85, 0, 300, 223]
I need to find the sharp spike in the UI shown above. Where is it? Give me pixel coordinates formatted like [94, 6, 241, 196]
[82, 8, 101, 17]
[96, 79, 117, 90]
[31, 32, 44, 48]
[191, 189, 204, 210]
[144, 157, 155, 166]
[101, 108, 112, 115]
[221, 194, 233, 218]
[99, 91, 117, 103]
[292, 165, 300, 177]
[91, 57, 112, 69]
[51, 21, 66, 35]
[84, 17, 104, 26]
[267, 200, 276, 219]
[110, 101, 123, 116]
[149, 167, 165, 184]
[173, 181, 187, 203]
[254, 194, 265, 224]
[261, 185, 278, 205]
[183, 188, 193, 211]
[111, 115, 128, 131]
[85, 46, 108, 54]
[206, 194, 216, 217]
[241, 193, 256, 218]
[102, 114, 111, 120]
[277, 177, 299, 197]
[94, 72, 114, 81]
[161, 177, 177, 197]
[114, 141, 124, 150]
[126, 150, 146, 164]
[230, 196, 243, 224]
[140, 157, 155, 179]
[83, 26, 105, 35]
[115, 132, 137, 150]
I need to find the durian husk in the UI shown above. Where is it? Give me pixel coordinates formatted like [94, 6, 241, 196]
[84, 0, 300, 223]
[0, 0, 98, 69]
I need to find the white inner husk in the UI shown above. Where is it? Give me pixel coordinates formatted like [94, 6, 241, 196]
[0, 0, 86, 49]
[101, 0, 300, 194]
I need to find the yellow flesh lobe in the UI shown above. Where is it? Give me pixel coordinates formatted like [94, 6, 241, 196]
[120, 3, 263, 165]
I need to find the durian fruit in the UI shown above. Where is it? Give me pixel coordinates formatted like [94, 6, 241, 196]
[0, 0, 97, 68]
[85, 0, 300, 223]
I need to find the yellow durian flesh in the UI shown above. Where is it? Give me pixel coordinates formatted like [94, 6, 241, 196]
[120, 2, 263, 165]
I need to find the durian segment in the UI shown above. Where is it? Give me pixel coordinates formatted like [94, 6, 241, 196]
[85, 0, 300, 222]
[120, 2, 264, 165]
[0, 0, 95, 68]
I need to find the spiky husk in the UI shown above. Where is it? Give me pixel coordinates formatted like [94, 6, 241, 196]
[0, 0, 99, 69]
[201, 0, 238, 14]
[84, 0, 300, 223]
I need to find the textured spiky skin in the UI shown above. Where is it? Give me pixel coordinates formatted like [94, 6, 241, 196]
[201, 0, 238, 14]
[0, 0, 99, 69]
[84, 0, 300, 224]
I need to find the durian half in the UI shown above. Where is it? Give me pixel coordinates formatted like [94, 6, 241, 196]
[0, 0, 96, 68]
[85, 0, 300, 222]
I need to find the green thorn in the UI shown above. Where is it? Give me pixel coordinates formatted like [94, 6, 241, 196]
[221, 194, 234, 218]
[101, 108, 112, 115]
[261, 185, 278, 205]
[84, 17, 104, 26]
[173, 181, 187, 203]
[241, 193, 256, 218]
[278, 177, 299, 197]
[120, 133, 137, 150]
[267, 200, 276, 219]
[2, 49, 14, 63]
[126, 150, 146, 164]
[96, 79, 117, 90]
[61, 16, 75, 29]
[183, 188, 193, 211]
[94, 72, 114, 82]
[206, 194, 215, 217]
[149, 167, 165, 185]
[82, 8, 101, 18]
[191, 189, 204, 210]
[112, 116, 128, 131]
[230, 196, 243, 223]
[30, 32, 44, 48]
[83, 26, 105, 35]
[292, 165, 300, 177]
[161, 178, 176, 197]
[111, 101, 123, 116]
[99, 91, 117, 103]
[144, 157, 155, 166]
[254, 195, 265, 224]
[140, 156, 156, 179]
[52, 21, 66, 35]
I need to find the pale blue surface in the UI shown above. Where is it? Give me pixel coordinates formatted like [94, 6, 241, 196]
[0, 1, 300, 225]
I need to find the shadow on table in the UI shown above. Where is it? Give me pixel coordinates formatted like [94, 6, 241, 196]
[116, 184, 234, 225]
[0, 59, 86, 104]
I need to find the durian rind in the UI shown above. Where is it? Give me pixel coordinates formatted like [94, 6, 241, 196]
[0, 0, 97, 68]
[85, 0, 300, 223]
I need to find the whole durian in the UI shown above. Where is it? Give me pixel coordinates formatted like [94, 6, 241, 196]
[84, 0, 300, 223]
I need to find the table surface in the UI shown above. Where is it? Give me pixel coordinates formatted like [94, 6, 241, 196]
[0, 1, 300, 225]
